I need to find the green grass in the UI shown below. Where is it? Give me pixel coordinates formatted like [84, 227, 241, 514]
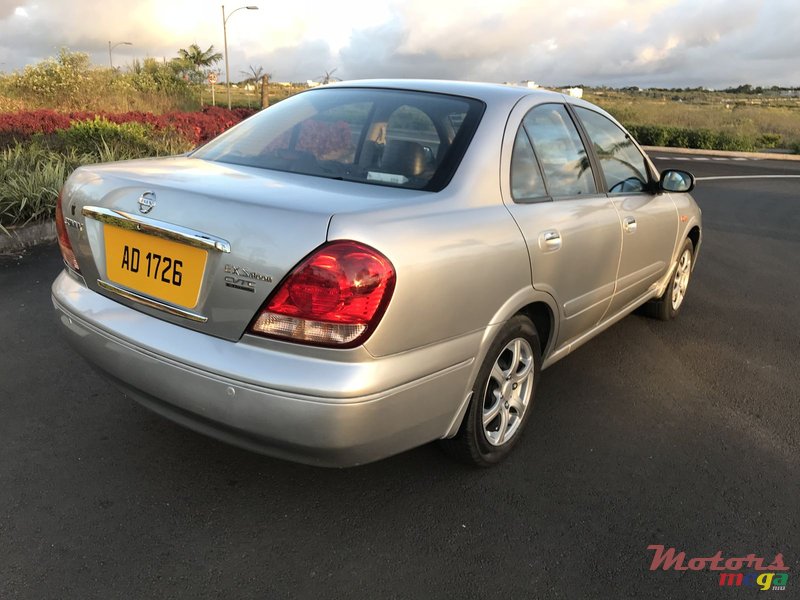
[0, 120, 193, 232]
[586, 90, 800, 151]
[199, 83, 301, 110]
[0, 144, 69, 233]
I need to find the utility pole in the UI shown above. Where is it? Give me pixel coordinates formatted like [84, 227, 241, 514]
[108, 41, 133, 69]
[222, 5, 259, 109]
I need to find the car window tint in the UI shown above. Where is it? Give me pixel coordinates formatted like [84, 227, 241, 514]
[192, 88, 484, 192]
[387, 105, 440, 159]
[522, 104, 596, 197]
[265, 102, 370, 163]
[510, 127, 547, 200]
[574, 107, 649, 193]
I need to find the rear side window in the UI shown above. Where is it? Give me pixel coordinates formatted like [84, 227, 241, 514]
[192, 88, 484, 192]
[522, 104, 596, 197]
[510, 127, 547, 200]
[573, 107, 649, 193]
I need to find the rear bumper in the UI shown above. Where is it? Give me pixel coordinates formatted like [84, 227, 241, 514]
[52, 271, 476, 467]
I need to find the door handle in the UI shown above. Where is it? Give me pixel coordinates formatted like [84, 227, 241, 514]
[623, 217, 637, 233]
[539, 230, 562, 251]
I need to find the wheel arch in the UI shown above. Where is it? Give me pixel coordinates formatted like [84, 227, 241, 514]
[687, 225, 701, 267]
[518, 301, 555, 360]
[483, 287, 559, 362]
[442, 291, 558, 439]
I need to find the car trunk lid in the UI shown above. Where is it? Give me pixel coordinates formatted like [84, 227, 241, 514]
[63, 156, 404, 341]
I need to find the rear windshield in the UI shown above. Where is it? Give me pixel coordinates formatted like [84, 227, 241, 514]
[192, 88, 485, 191]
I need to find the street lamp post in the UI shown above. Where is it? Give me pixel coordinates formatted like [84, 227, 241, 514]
[222, 4, 258, 110]
[108, 41, 133, 69]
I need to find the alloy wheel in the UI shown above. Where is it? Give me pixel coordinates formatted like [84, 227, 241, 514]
[482, 338, 535, 446]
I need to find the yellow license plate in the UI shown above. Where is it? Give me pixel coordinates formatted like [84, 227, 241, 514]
[104, 225, 208, 309]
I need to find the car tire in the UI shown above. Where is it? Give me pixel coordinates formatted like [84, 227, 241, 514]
[440, 315, 541, 467]
[642, 237, 695, 321]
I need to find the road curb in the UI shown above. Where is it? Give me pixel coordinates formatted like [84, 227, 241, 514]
[643, 146, 800, 161]
[0, 220, 56, 253]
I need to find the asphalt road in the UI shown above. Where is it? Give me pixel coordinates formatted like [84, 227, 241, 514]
[1, 154, 798, 599]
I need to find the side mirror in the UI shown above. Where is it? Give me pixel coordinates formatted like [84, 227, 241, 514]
[660, 169, 695, 193]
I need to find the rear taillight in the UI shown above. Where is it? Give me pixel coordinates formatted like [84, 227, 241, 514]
[250, 240, 396, 347]
[55, 192, 80, 272]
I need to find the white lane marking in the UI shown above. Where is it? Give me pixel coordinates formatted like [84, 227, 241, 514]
[696, 175, 800, 181]
[654, 155, 762, 161]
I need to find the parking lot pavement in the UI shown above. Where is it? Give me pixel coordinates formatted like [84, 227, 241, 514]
[1, 157, 798, 599]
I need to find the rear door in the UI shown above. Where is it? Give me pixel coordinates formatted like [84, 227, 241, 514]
[501, 102, 623, 348]
[571, 106, 678, 315]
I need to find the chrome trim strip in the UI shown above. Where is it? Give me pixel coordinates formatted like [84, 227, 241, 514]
[97, 279, 208, 323]
[82, 206, 231, 253]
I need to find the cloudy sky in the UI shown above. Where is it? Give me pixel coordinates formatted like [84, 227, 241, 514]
[0, 0, 797, 88]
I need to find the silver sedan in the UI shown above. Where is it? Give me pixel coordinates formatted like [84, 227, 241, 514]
[52, 80, 701, 467]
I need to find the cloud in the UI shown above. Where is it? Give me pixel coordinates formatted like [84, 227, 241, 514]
[0, 0, 798, 87]
[231, 40, 335, 83]
[333, 0, 799, 88]
[0, 0, 17, 19]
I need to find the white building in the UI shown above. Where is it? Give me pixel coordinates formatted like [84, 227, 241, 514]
[562, 87, 583, 98]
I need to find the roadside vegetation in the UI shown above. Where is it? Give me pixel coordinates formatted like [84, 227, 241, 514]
[0, 48, 269, 232]
[2, 49, 799, 233]
[585, 87, 800, 153]
[0, 110, 259, 232]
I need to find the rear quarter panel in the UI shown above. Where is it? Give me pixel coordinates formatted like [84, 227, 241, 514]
[327, 99, 549, 358]
[328, 195, 533, 358]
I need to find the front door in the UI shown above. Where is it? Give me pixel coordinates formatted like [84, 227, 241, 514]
[572, 106, 679, 314]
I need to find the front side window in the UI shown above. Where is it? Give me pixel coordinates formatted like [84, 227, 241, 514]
[522, 104, 596, 197]
[192, 88, 484, 191]
[574, 107, 649, 193]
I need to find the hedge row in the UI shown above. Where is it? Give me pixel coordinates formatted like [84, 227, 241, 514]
[1, 108, 257, 230]
[624, 123, 783, 152]
[0, 106, 258, 147]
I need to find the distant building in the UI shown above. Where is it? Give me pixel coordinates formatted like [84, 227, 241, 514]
[562, 87, 583, 98]
[306, 80, 321, 88]
[504, 80, 540, 89]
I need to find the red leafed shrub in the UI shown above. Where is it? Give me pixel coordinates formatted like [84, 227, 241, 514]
[0, 106, 258, 146]
[0, 109, 71, 136]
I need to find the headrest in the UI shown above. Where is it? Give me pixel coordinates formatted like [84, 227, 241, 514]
[380, 140, 427, 177]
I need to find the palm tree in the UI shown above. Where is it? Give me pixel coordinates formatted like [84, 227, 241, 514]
[240, 65, 264, 85]
[177, 44, 223, 83]
[239, 65, 272, 108]
[317, 68, 341, 85]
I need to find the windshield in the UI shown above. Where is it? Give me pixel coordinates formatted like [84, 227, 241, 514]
[192, 88, 485, 191]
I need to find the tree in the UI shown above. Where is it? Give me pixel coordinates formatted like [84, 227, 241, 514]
[176, 44, 223, 84]
[317, 68, 341, 85]
[261, 72, 270, 109]
[240, 65, 271, 108]
[240, 65, 264, 85]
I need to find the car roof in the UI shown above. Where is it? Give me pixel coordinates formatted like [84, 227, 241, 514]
[323, 79, 565, 105]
